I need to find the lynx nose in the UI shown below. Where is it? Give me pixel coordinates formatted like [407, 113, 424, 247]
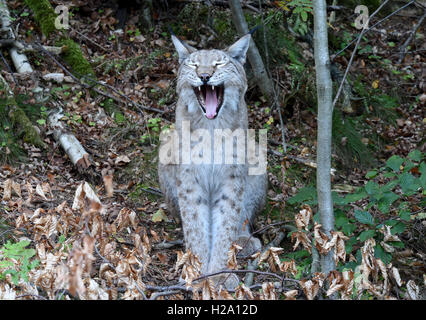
[199, 73, 210, 84]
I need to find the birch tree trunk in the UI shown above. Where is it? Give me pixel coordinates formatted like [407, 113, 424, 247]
[312, 0, 335, 277]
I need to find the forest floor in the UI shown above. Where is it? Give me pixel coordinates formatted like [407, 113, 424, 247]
[0, 0, 425, 300]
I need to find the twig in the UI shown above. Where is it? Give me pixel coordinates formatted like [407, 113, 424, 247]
[15, 293, 47, 300]
[34, 43, 164, 115]
[268, 149, 336, 175]
[153, 239, 183, 250]
[332, 0, 391, 108]
[331, 0, 415, 60]
[71, 28, 107, 52]
[0, 50, 17, 84]
[251, 222, 296, 236]
[197, 268, 286, 282]
[149, 290, 180, 300]
[138, 187, 163, 197]
[398, 8, 426, 64]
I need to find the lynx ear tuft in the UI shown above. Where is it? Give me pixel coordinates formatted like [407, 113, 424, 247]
[171, 35, 197, 64]
[227, 34, 251, 64]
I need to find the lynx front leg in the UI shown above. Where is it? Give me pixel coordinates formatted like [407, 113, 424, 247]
[176, 167, 211, 273]
[207, 173, 245, 288]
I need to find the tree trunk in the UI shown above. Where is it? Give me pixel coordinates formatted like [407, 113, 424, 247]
[228, 0, 274, 100]
[312, 0, 335, 278]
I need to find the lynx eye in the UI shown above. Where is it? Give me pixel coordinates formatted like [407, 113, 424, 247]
[215, 61, 226, 67]
[187, 61, 198, 68]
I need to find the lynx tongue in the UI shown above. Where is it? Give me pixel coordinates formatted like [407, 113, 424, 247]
[204, 86, 218, 119]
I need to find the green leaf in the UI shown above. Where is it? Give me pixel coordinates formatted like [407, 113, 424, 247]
[383, 172, 396, 179]
[287, 186, 317, 205]
[335, 211, 349, 228]
[388, 241, 404, 249]
[386, 155, 404, 172]
[359, 229, 375, 241]
[391, 221, 406, 234]
[375, 244, 392, 264]
[382, 180, 398, 192]
[301, 11, 308, 21]
[407, 150, 422, 162]
[342, 223, 356, 236]
[364, 181, 380, 197]
[354, 210, 375, 226]
[36, 119, 46, 125]
[377, 191, 399, 213]
[344, 189, 367, 203]
[365, 170, 378, 179]
[420, 162, 426, 189]
[332, 192, 346, 206]
[399, 210, 411, 222]
[399, 172, 420, 194]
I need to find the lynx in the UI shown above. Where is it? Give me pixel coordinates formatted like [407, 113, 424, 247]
[158, 34, 267, 289]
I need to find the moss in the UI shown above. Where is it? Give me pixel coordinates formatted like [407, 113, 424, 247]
[24, 0, 57, 37]
[8, 102, 45, 149]
[0, 96, 45, 161]
[57, 39, 96, 81]
[24, 1, 97, 84]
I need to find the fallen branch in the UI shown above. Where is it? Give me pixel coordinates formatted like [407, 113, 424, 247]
[0, 0, 33, 73]
[268, 149, 336, 176]
[48, 108, 90, 169]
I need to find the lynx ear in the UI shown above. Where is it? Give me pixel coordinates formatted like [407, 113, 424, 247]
[171, 35, 196, 64]
[227, 34, 251, 64]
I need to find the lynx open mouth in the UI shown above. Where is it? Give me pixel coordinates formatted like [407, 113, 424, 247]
[193, 84, 224, 119]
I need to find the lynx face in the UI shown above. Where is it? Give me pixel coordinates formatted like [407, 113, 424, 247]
[172, 35, 251, 120]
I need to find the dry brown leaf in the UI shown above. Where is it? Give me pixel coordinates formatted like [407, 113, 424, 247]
[103, 174, 114, 198]
[261, 282, 278, 300]
[2, 179, 12, 200]
[391, 267, 402, 287]
[11, 180, 21, 198]
[406, 280, 419, 300]
[217, 286, 235, 300]
[235, 284, 254, 300]
[291, 231, 312, 253]
[72, 181, 105, 215]
[300, 279, 319, 300]
[175, 249, 202, 288]
[115, 155, 131, 165]
[283, 289, 298, 300]
[227, 243, 242, 270]
[295, 204, 312, 231]
[36, 183, 48, 200]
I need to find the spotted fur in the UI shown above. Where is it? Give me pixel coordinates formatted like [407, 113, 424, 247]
[158, 35, 267, 289]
